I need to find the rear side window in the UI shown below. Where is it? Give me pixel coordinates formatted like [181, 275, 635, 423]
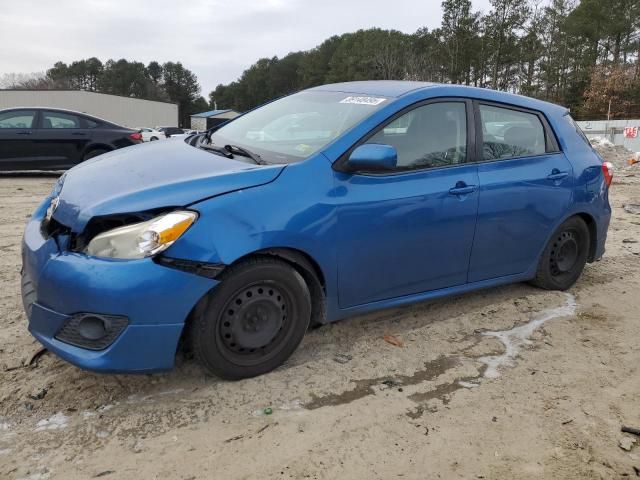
[0, 110, 36, 128]
[479, 105, 546, 160]
[564, 114, 590, 146]
[42, 111, 81, 129]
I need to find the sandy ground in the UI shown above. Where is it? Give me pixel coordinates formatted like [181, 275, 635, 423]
[1, 147, 639, 480]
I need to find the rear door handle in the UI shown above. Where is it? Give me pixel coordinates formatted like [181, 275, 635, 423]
[72, 132, 86, 136]
[17, 131, 32, 135]
[449, 184, 477, 196]
[547, 169, 569, 181]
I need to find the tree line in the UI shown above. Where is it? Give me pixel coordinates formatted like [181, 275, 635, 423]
[210, 0, 640, 119]
[2, 0, 639, 121]
[0, 59, 208, 127]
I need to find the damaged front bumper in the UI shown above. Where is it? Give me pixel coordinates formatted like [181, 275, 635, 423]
[21, 196, 218, 373]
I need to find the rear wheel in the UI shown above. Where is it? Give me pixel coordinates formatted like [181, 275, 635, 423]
[530, 216, 590, 290]
[83, 148, 109, 161]
[150, 136, 158, 141]
[190, 257, 311, 380]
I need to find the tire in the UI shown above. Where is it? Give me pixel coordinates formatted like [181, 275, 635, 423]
[530, 216, 590, 291]
[190, 257, 311, 380]
[83, 149, 109, 161]
[150, 137, 158, 141]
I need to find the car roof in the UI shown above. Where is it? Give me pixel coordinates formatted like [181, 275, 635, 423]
[309, 80, 436, 98]
[0, 106, 120, 125]
[307, 81, 567, 115]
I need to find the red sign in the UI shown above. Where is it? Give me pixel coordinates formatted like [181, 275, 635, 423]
[624, 126, 638, 138]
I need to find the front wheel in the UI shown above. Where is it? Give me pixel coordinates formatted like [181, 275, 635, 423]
[190, 257, 311, 380]
[530, 216, 590, 291]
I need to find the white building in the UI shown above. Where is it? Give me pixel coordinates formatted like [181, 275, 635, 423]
[0, 90, 178, 129]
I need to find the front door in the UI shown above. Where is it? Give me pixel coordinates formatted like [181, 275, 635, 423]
[0, 109, 39, 170]
[335, 100, 480, 308]
[468, 102, 574, 282]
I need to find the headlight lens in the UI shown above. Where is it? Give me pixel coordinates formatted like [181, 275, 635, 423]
[85, 211, 197, 259]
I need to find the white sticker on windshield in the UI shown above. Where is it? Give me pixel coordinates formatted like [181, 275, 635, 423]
[340, 96, 386, 106]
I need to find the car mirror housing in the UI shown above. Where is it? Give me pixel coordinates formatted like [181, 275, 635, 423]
[345, 144, 397, 172]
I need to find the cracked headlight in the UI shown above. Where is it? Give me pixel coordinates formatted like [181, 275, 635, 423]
[85, 211, 197, 259]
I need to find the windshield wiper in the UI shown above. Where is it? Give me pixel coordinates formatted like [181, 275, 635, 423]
[199, 143, 234, 158]
[224, 144, 268, 165]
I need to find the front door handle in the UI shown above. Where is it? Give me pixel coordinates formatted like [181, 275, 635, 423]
[547, 169, 569, 181]
[17, 131, 32, 135]
[449, 184, 478, 196]
[72, 132, 86, 136]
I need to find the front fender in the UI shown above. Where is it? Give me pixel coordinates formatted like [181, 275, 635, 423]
[163, 153, 338, 295]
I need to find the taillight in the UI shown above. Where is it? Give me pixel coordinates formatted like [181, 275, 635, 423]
[129, 132, 142, 142]
[602, 161, 613, 187]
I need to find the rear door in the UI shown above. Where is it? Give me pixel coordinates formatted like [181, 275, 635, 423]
[33, 110, 91, 169]
[335, 99, 480, 307]
[468, 102, 573, 282]
[0, 109, 39, 170]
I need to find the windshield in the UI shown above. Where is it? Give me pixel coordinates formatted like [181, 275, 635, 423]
[209, 91, 389, 163]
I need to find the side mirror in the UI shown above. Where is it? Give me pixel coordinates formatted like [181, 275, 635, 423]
[345, 144, 397, 172]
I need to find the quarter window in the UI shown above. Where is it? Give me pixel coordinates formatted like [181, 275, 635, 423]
[479, 105, 546, 160]
[0, 110, 36, 129]
[365, 102, 467, 170]
[42, 111, 81, 129]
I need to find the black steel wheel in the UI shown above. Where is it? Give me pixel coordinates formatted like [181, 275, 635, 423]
[531, 216, 590, 290]
[190, 257, 311, 379]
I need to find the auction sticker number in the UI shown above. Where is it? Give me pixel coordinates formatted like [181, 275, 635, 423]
[624, 126, 638, 138]
[340, 96, 386, 106]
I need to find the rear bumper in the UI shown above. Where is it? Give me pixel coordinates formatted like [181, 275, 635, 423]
[22, 199, 217, 373]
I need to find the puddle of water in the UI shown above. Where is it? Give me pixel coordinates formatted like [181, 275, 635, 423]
[479, 293, 577, 379]
[34, 412, 68, 432]
[304, 356, 458, 410]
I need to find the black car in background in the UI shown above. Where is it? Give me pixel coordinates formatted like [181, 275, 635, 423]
[0, 108, 142, 171]
[156, 126, 184, 138]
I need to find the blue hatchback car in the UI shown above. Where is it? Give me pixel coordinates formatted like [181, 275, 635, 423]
[22, 81, 612, 379]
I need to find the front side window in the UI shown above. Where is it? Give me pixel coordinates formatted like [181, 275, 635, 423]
[365, 102, 467, 170]
[42, 111, 81, 129]
[480, 105, 546, 160]
[210, 91, 389, 163]
[0, 110, 36, 128]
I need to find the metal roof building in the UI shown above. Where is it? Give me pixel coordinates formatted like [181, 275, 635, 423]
[0, 90, 178, 128]
[190, 109, 240, 131]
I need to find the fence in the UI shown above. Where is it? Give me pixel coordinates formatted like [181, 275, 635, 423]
[577, 119, 640, 152]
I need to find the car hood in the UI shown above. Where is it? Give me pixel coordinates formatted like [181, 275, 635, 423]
[52, 140, 286, 232]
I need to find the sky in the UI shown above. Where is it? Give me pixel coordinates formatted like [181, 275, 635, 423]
[0, 0, 493, 97]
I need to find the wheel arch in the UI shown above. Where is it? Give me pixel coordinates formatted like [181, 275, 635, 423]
[82, 143, 113, 159]
[574, 212, 598, 262]
[237, 247, 327, 325]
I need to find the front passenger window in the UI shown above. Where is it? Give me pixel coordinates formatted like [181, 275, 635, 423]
[366, 102, 467, 170]
[0, 110, 36, 129]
